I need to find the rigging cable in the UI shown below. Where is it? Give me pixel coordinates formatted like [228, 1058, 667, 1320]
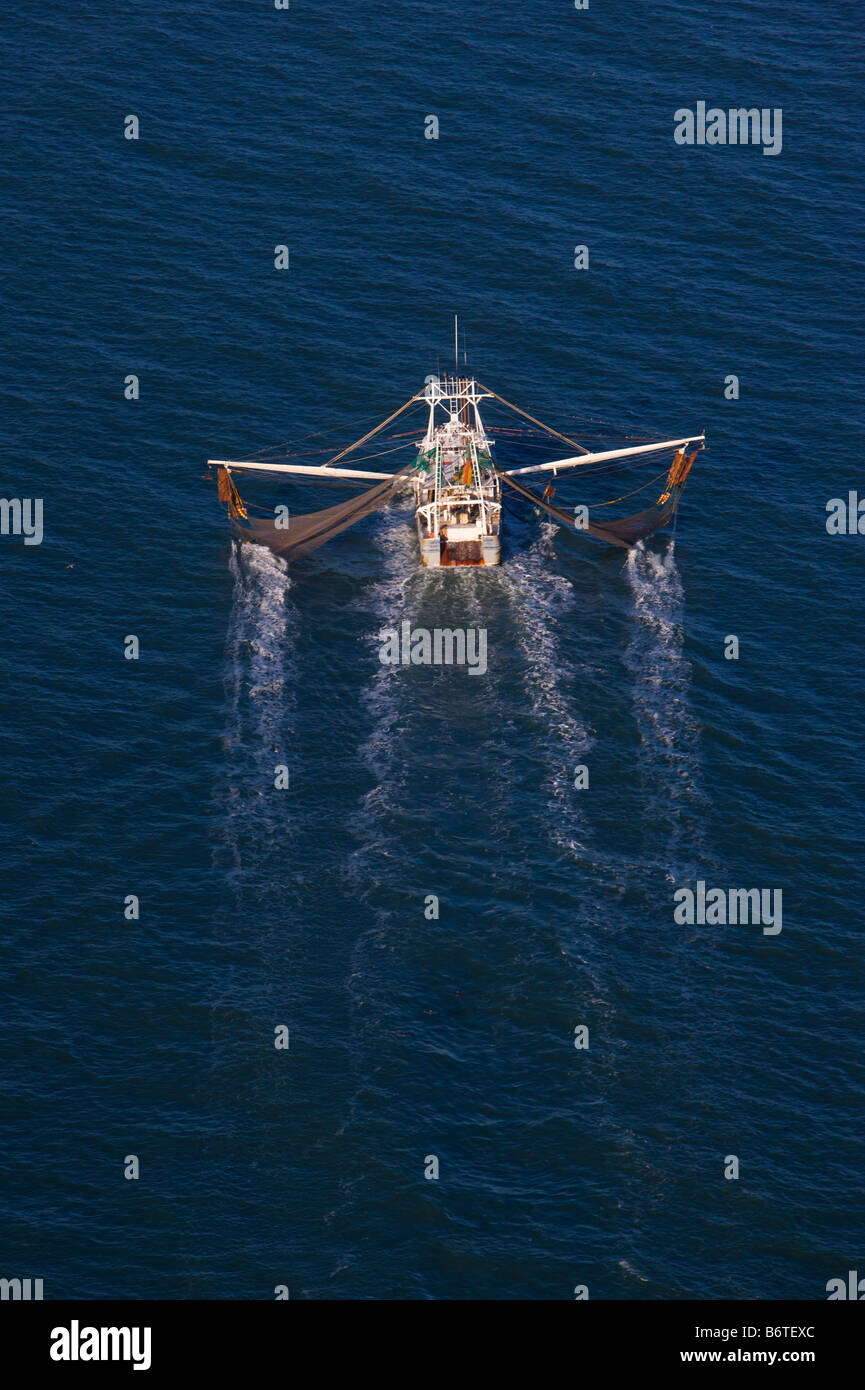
[476, 383, 591, 454]
[322, 394, 423, 468]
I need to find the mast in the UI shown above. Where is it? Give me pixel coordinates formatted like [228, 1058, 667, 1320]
[422, 375, 438, 450]
[454, 314, 458, 372]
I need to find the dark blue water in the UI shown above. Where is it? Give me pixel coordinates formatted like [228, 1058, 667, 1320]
[2, 0, 863, 1299]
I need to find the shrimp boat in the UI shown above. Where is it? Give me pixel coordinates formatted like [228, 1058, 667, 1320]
[413, 376, 501, 567]
[209, 355, 704, 566]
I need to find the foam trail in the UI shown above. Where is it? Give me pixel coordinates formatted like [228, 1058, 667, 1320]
[217, 542, 299, 892]
[225, 542, 296, 755]
[623, 541, 710, 880]
[494, 521, 594, 857]
[342, 500, 453, 917]
[351, 505, 418, 794]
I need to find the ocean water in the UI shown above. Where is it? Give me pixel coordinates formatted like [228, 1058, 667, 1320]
[1, 0, 863, 1299]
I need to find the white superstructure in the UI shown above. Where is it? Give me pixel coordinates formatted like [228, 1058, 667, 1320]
[411, 376, 501, 567]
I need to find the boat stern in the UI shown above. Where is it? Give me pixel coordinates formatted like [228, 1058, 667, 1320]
[418, 521, 501, 567]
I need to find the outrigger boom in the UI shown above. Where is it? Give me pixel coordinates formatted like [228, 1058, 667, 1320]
[503, 434, 705, 478]
[210, 373, 704, 564]
[208, 460, 399, 482]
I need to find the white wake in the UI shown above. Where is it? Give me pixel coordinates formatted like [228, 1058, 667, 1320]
[218, 542, 298, 891]
[494, 522, 594, 857]
[623, 541, 710, 881]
